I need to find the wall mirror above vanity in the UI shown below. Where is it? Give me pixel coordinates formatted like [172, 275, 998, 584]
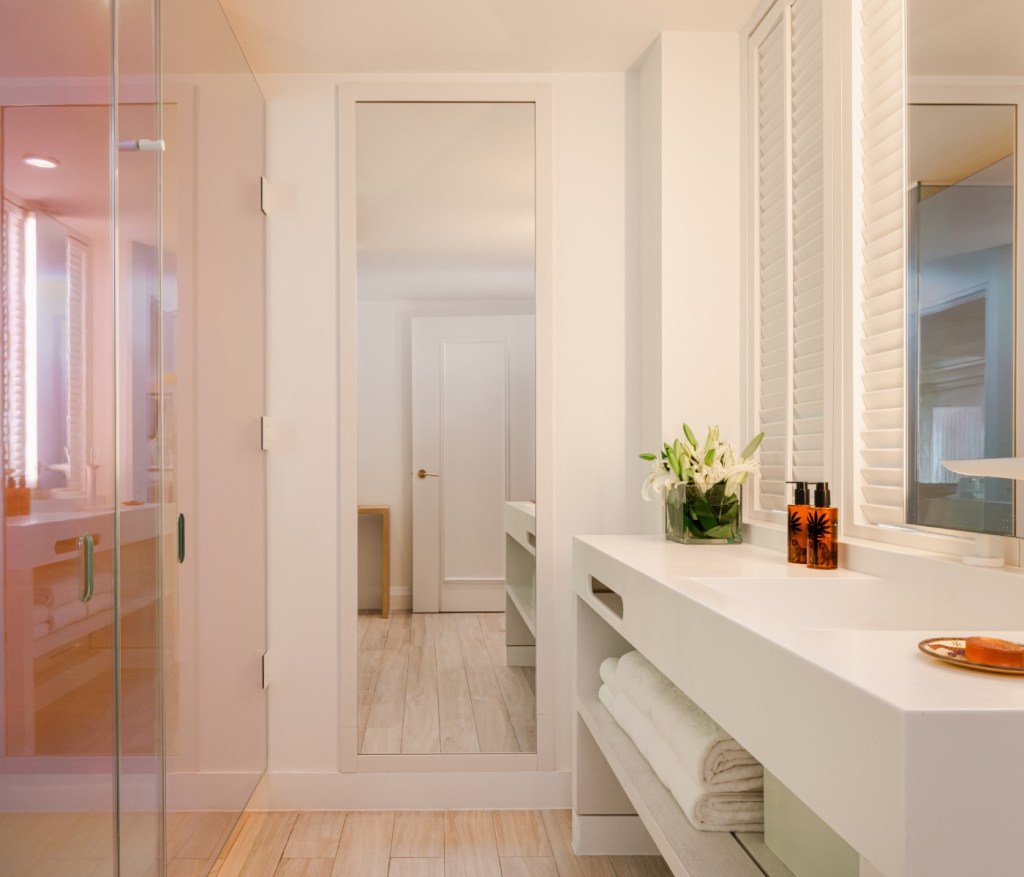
[905, 0, 1022, 538]
[354, 100, 539, 756]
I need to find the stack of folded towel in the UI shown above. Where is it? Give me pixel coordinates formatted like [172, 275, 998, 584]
[598, 650, 764, 832]
[32, 574, 114, 640]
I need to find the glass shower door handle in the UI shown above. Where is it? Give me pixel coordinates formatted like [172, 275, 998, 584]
[177, 513, 185, 564]
[78, 533, 95, 603]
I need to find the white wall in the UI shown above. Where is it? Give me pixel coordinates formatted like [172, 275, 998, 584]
[262, 72, 629, 792]
[356, 298, 534, 609]
[260, 40, 744, 802]
[631, 33, 744, 534]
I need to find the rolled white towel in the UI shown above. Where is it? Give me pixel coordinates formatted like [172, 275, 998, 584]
[668, 764, 764, 832]
[615, 650, 675, 715]
[31, 604, 50, 626]
[32, 622, 51, 640]
[600, 684, 763, 832]
[598, 684, 657, 755]
[49, 600, 88, 631]
[651, 686, 762, 788]
[599, 656, 619, 688]
[35, 579, 81, 608]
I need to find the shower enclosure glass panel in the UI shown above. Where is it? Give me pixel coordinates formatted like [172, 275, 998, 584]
[0, 1, 165, 874]
[116, 0, 166, 873]
[0, 13, 120, 877]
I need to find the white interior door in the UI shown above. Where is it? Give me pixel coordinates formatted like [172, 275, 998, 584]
[412, 314, 535, 613]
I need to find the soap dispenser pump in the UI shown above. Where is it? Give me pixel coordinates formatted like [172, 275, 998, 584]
[806, 481, 838, 570]
[786, 481, 810, 564]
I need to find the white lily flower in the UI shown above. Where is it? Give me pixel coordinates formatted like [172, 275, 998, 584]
[641, 425, 764, 501]
[641, 459, 678, 502]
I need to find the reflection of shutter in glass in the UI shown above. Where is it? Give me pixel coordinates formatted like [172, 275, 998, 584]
[3, 201, 28, 482]
[66, 238, 88, 492]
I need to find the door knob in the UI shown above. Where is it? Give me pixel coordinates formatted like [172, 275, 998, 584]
[417, 469, 439, 479]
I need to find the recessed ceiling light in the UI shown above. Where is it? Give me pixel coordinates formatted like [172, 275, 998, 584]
[23, 155, 59, 169]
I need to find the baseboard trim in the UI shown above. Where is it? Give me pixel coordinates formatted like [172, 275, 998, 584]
[248, 769, 571, 810]
[167, 771, 263, 811]
[573, 813, 660, 855]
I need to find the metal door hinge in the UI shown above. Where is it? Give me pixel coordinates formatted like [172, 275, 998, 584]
[261, 652, 270, 689]
[261, 415, 273, 450]
[119, 139, 166, 152]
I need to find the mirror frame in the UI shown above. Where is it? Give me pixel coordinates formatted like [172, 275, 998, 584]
[337, 81, 555, 773]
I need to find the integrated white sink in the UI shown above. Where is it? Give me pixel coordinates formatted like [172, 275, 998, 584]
[691, 574, 1024, 631]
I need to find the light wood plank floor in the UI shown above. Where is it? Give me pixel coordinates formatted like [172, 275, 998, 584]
[208, 809, 670, 877]
[359, 611, 536, 754]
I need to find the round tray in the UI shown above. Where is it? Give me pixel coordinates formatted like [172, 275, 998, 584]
[918, 637, 1024, 675]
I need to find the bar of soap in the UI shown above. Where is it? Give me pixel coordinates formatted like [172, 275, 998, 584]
[964, 636, 1024, 668]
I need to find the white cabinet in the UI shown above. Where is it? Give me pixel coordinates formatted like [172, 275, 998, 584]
[572, 536, 797, 876]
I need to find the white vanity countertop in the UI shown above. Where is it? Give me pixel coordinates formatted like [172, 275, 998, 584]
[574, 534, 1024, 877]
[578, 534, 1024, 712]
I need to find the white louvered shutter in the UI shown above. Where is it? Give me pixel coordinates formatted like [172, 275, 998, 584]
[753, 8, 789, 512]
[751, 0, 826, 513]
[855, 0, 905, 526]
[790, 0, 825, 485]
[3, 201, 28, 482]
[66, 238, 88, 492]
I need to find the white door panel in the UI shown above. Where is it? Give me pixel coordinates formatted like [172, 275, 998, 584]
[412, 315, 534, 613]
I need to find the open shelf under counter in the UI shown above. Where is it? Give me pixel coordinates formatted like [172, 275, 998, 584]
[504, 501, 536, 667]
[576, 691, 793, 877]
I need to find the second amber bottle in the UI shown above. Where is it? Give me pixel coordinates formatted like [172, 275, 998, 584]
[806, 481, 838, 570]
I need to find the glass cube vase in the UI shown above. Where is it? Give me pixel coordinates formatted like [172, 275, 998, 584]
[665, 482, 743, 544]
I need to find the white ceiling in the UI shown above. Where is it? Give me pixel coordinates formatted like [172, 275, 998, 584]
[216, 0, 762, 74]
[214, 0, 1024, 77]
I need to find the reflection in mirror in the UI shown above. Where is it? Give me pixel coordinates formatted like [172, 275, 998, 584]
[0, 202, 88, 495]
[907, 105, 1016, 532]
[906, 0, 1021, 535]
[356, 102, 537, 754]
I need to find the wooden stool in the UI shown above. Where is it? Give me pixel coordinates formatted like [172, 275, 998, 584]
[358, 505, 390, 618]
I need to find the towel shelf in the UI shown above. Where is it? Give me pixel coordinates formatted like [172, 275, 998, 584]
[504, 502, 536, 667]
[573, 541, 794, 877]
[576, 694, 791, 877]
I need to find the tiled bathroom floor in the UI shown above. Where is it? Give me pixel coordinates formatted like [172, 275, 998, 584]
[210, 808, 671, 877]
[359, 611, 536, 754]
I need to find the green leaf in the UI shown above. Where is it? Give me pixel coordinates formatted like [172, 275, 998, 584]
[682, 423, 698, 447]
[639, 453, 657, 461]
[704, 446, 716, 465]
[740, 432, 765, 460]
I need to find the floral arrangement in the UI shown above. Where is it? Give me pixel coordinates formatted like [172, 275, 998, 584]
[640, 424, 763, 543]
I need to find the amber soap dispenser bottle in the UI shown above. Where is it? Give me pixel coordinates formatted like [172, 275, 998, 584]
[786, 481, 810, 564]
[806, 481, 838, 570]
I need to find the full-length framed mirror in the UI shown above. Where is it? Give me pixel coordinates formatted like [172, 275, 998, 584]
[355, 100, 537, 755]
[338, 82, 554, 769]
